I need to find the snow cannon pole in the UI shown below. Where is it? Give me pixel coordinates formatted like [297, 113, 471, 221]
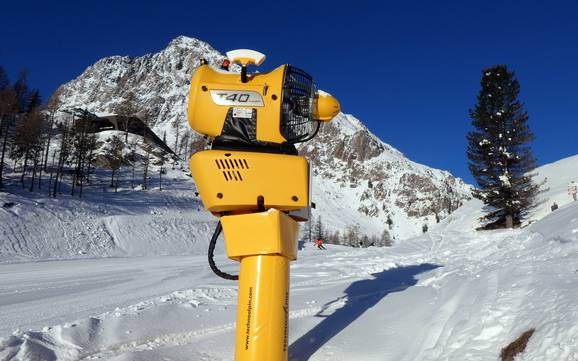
[221, 210, 296, 360]
[186, 49, 340, 361]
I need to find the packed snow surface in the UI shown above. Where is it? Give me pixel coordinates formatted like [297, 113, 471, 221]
[0, 167, 216, 262]
[2, 204, 578, 359]
[1, 157, 577, 360]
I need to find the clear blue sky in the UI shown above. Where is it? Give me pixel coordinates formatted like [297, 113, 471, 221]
[3, 0, 577, 183]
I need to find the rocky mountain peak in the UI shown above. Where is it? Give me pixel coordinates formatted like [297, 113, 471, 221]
[54, 36, 471, 241]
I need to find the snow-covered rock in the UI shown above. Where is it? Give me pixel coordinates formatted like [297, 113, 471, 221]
[303, 112, 471, 240]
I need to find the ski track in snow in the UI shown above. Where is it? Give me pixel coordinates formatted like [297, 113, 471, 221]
[2, 157, 578, 360]
[2, 218, 578, 361]
[2, 207, 578, 361]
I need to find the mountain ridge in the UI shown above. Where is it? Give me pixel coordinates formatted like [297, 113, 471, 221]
[54, 35, 472, 240]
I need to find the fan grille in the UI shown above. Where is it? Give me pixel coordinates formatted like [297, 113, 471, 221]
[280, 66, 317, 143]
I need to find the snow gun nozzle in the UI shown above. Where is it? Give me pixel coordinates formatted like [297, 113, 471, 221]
[187, 49, 340, 146]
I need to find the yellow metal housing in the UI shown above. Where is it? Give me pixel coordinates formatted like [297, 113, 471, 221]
[188, 64, 288, 143]
[222, 209, 298, 361]
[189, 150, 309, 213]
[220, 210, 299, 261]
[315, 92, 341, 122]
[236, 255, 290, 361]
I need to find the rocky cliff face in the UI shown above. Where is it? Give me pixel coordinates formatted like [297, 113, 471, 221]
[54, 36, 471, 241]
[300, 113, 470, 240]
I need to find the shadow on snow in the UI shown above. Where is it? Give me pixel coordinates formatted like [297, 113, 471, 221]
[289, 263, 441, 361]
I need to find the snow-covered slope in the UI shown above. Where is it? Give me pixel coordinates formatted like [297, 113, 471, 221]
[531, 154, 578, 220]
[1, 154, 577, 359]
[2, 192, 577, 360]
[0, 166, 219, 261]
[53, 35, 472, 241]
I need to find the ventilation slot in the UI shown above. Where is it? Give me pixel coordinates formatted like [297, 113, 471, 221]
[215, 158, 250, 182]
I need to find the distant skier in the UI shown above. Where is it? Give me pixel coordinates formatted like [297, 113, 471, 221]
[315, 239, 326, 250]
[569, 181, 577, 201]
[220, 58, 231, 71]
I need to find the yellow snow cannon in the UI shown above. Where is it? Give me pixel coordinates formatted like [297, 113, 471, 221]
[187, 49, 339, 361]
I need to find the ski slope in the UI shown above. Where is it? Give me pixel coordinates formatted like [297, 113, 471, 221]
[533, 154, 578, 220]
[1, 195, 578, 360]
[1, 156, 578, 361]
[0, 167, 218, 262]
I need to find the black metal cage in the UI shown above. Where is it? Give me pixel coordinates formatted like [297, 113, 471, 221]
[280, 66, 317, 143]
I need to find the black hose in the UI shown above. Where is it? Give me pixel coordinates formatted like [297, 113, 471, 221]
[291, 121, 321, 144]
[208, 221, 239, 280]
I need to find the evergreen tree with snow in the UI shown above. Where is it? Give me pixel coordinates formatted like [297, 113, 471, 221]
[381, 229, 393, 247]
[102, 134, 126, 190]
[467, 65, 539, 228]
[314, 215, 324, 240]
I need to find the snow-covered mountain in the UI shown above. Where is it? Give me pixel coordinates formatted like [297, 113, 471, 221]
[304, 113, 470, 240]
[52, 35, 471, 241]
[52, 36, 228, 128]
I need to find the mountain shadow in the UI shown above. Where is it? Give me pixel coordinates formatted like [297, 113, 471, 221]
[289, 263, 441, 361]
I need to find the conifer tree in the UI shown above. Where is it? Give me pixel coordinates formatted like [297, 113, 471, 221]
[102, 134, 125, 190]
[0, 70, 20, 188]
[141, 138, 154, 190]
[0, 67, 8, 91]
[345, 224, 360, 247]
[70, 110, 97, 197]
[380, 229, 393, 247]
[26, 90, 42, 113]
[314, 215, 324, 240]
[155, 148, 169, 191]
[43, 95, 61, 172]
[467, 65, 539, 228]
[13, 71, 30, 112]
[52, 119, 72, 198]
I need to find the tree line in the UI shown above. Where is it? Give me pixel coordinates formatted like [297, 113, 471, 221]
[309, 215, 394, 248]
[0, 67, 200, 197]
[2, 63, 542, 231]
[0, 68, 46, 191]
